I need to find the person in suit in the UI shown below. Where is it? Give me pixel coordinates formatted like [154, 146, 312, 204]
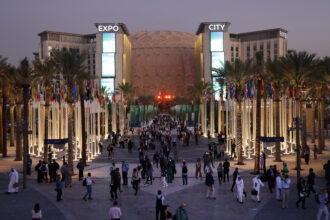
[267, 165, 275, 193]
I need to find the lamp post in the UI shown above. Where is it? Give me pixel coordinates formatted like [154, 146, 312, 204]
[289, 117, 303, 183]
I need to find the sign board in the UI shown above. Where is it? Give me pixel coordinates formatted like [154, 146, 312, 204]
[260, 137, 284, 142]
[44, 139, 69, 145]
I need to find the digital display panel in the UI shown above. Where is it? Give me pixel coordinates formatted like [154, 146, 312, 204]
[102, 33, 116, 53]
[211, 52, 224, 76]
[213, 77, 226, 101]
[210, 32, 224, 52]
[102, 53, 115, 77]
[101, 78, 115, 96]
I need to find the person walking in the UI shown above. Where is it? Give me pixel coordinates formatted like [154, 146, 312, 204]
[175, 203, 188, 220]
[231, 141, 236, 159]
[252, 175, 264, 202]
[50, 159, 59, 183]
[35, 161, 43, 183]
[316, 189, 329, 220]
[83, 173, 95, 201]
[281, 175, 291, 209]
[110, 177, 118, 200]
[205, 167, 216, 200]
[217, 162, 223, 184]
[313, 144, 318, 160]
[304, 146, 310, 165]
[223, 159, 230, 183]
[266, 165, 275, 193]
[161, 169, 168, 188]
[109, 201, 122, 220]
[156, 190, 165, 220]
[307, 168, 316, 197]
[121, 161, 129, 186]
[231, 168, 239, 192]
[296, 177, 307, 209]
[32, 203, 42, 220]
[195, 158, 202, 180]
[160, 205, 172, 220]
[146, 160, 154, 185]
[55, 175, 62, 202]
[7, 168, 19, 194]
[132, 168, 140, 195]
[76, 159, 84, 181]
[236, 176, 244, 204]
[275, 172, 282, 201]
[182, 160, 188, 185]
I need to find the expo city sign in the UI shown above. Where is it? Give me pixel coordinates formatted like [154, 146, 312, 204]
[207, 22, 230, 32]
[96, 23, 120, 32]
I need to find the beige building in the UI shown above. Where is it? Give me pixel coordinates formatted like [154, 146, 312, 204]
[195, 22, 288, 100]
[37, 22, 287, 100]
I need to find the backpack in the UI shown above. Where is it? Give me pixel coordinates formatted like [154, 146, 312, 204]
[182, 166, 188, 174]
[315, 193, 321, 204]
[156, 196, 163, 208]
[82, 178, 87, 186]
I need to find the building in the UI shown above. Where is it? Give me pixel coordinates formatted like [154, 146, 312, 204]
[195, 22, 288, 100]
[37, 22, 287, 100]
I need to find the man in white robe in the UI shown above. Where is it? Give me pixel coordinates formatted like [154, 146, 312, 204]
[252, 175, 264, 202]
[275, 172, 282, 200]
[236, 175, 244, 204]
[8, 168, 19, 193]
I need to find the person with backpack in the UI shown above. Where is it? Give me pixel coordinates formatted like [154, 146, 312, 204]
[156, 190, 165, 220]
[83, 173, 95, 201]
[182, 160, 188, 185]
[316, 189, 329, 220]
[76, 159, 84, 181]
[217, 162, 223, 184]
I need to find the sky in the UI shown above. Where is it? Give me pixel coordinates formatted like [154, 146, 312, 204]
[1, 0, 330, 65]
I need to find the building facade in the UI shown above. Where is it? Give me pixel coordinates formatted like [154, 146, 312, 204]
[37, 22, 287, 100]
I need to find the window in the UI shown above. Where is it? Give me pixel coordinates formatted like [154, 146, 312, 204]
[260, 44, 264, 50]
[231, 58, 234, 62]
[247, 46, 250, 51]
[247, 53, 250, 58]
[236, 47, 239, 52]
[236, 53, 239, 57]
[231, 53, 234, 57]
[62, 47, 67, 51]
[88, 60, 90, 64]
[231, 46, 234, 51]
[274, 43, 278, 49]
[210, 32, 224, 52]
[267, 43, 271, 50]
[253, 45, 257, 51]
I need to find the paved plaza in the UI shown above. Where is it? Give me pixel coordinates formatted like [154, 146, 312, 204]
[0, 134, 329, 220]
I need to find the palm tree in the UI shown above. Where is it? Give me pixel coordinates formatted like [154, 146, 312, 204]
[16, 57, 36, 189]
[215, 59, 253, 165]
[100, 86, 109, 136]
[254, 51, 263, 173]
[0, 56, 8, 156]
[138, 95, 155, 121]
[280, 51, 317, 181]
[52, 49, 87, 171]
[33, 58, 56, 163]
[116, 82, 135, 129]
[265, 58, 285, 162]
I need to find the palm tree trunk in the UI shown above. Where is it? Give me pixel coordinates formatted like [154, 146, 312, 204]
[15, 103, 22, 161]
[311, 100, 315, 143]
[318, 98, 322, 153]
[79, 88, 87, 165]
[300, 96, 307, 156]
[101, 100, 105, 136]
[10, 98, 15, 146]
[263, 95, 267, 138]
[23, 86, 29, 189]
[2, 92, 7, 157]
[320, 96, 325, 151]
[67, 100, 74, 172]
[254, 79, 262, 173]
[236, 99, 243, 165]
[0, 96, 3, 154]
[274, 90, 281, 162]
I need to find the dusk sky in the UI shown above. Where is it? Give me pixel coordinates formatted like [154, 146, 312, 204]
[1, 0, 330, 65]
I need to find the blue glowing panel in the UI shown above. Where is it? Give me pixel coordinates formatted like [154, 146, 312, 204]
[213, 77, 226, 101]
[102, 53, 115, 77]
[211, 52, 224, 76]
[101, 78, 115, 96]
[103, 33, 116, 53]
[210, 32, 223, 52]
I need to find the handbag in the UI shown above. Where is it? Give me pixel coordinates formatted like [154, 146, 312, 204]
[251, 189, 258, 195]
[13, 182, 19, 188]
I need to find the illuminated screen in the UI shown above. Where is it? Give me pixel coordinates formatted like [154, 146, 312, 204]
[102, 33, 116, 53]
[102, 53, 115, 77]
[213, 77, 226, 101]
[210, 32, 224, 52]
[211, 52, 224, 76]
[101, 78, 115, 96]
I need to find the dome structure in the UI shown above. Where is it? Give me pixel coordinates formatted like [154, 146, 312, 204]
[129, 30, 198, 99]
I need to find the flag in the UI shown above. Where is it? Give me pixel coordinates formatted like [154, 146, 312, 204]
[252, 80, 256, 99]
[112, 94, 116, 103]
[247, 81, 251, 99]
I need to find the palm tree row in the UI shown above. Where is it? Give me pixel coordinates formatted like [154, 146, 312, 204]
[213, 50, 329, 171]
